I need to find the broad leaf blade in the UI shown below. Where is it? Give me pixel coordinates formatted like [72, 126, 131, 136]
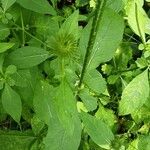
[88, 8, 124, 70]
[33, 81, 55, 125]
[84, 69, 106, 94]
[0, 43, 14, 53]
[6, 46, 49, 68]
[43, 81, 81, 150]
[81, 112, 114, 149]
[0, 130, 36, 150]
[60, 10, 79, 39]
[80, 8, 124, 70]
[0, 23, 10, 40]
[119, 70, 149, 115]
[1, 0, 16, 11]
[125, 1, 147, 41]
[17, 0, 56, 15]
[2, 83, 22, 123]
[79, 88, 97, 111]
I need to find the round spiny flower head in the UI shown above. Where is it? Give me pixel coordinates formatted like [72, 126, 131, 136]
[48, 31, 78, 59]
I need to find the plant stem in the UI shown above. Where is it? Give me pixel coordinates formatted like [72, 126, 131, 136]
[78, 0, 106, 89]
[20, 11, 25, 46]
[61, 57, 65, 82]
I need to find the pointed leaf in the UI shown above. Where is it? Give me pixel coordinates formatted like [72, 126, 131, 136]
[61, 10, 79, 39]
[0, 43, 14, 53]
[126, 1, 147, 41]
[80, 8, 124, 70]
[2, 83, 22, 123]
[119, 70, 149, 115]
[81, 112, 114, 149]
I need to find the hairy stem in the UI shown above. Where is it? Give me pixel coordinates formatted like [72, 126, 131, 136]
[78, 0, 106, 89]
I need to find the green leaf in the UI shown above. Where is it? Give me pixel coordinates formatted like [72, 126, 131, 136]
[16, 68, 40, 107]
[81, 112, 114, 149]
[79, 88, 97, 111]
[0, 43, 14, 53]
[127, 135, 150, 150]
[119, 70, 149, 115]
[138, 135, 150, 150]
[80, 8, 124, 70]
[43, 81, 81, 150]
[35, 15, 59, 39]
[95, 104, 117, 129]
[10, 71, 28, 87]
[0, 54, 5, 73]
[84, 69, 106, 94]
[2, 83, 22, 123]
[33, 81, 55, 125]
[1, 0, 16, 12]
[6, 46, 49, 69]
[0, 23, 10, 40]
[5, 65, 17, 75]
[60, 10, 79, 39]
[16, 0, 56, 15]
[125, 1, 147, 41]
[132, 105, 150, 124]
[31, 115, 44, 135]
[106, 0, 124, 12]
[0, 130, 36, 150]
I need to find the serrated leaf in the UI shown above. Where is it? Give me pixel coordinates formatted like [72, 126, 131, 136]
[6, 46, 49, 69]
[2, 83, 22, 123]
[16, 0, 56, 15]
[0, 43, 14, 53]
[119, 70, 149, 115]
[2, 0, 16, 12]
[81, 112, 114, 149]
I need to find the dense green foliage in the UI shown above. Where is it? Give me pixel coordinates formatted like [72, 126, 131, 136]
[0, 0, 150, 149]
